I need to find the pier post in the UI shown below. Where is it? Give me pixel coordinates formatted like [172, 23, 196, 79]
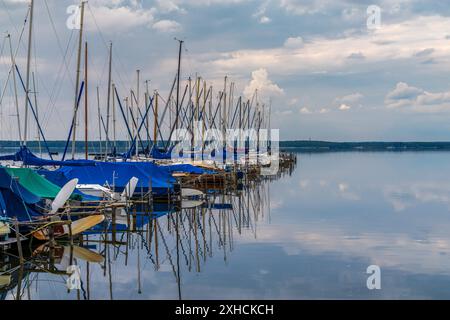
[14, 219, 24, 264]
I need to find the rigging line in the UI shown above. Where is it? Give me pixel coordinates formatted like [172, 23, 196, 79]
[15, 64, 54, 159]
[0, 7, 29, 108]
[41, 40, 76, 132]
[41, 29, 76, 120]
[0, 35, 6, 129]
[86, 3, 131, 92]
[0, 35, 6, 58]
[43, 0, 76, 88]
[0, 0, 20, 36]
[88, 42, 109, 97]
[182, 43, 195, 82]
[41, 31, 77, 129]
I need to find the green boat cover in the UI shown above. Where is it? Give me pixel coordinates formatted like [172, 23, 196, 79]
[4, 167, 80, 200]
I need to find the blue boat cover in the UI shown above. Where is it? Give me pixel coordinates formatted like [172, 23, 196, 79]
[0, 146, 95, 167]
[0, 167, 43, 221]
[43, 162, 176, 195]
[0, 167, 41, 204]
[149, 146, 174, 160]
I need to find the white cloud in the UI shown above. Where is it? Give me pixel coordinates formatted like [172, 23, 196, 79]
[2, 0, 29, 4]
[166, 0, 252, 7]
[300, 107, 312, 114]
[283, 36, 304, 49]
[341, 7, 361, 21]
[243, 68, 284, 100]
[152, 19, 182, 33]
[194, 15, 450, 79]
[336, 92, 363, 104]
[253, 1, 271, 24]
[86, 6, 155, 32]
[259, 16, 271, 24]
[333, 92, 363, 110]
[156, 0, 186, 13]
[85, 1, 184, 33]
[85, 2, 156, 32]
[339, 104, 351, 111]
[385, 82, 450, 111]
[288, 98, 299, 106]
[385, 82, 423, 108]
[278, 0, 335, 15]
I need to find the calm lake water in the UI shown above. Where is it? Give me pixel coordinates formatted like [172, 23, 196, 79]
[3, 151, 450, 300]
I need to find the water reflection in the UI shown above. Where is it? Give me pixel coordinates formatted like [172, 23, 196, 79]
[0, 160, 295, 300]
[4, 152, 450, 299]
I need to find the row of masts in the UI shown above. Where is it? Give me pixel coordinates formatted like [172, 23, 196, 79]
[2, 0, 272, 163]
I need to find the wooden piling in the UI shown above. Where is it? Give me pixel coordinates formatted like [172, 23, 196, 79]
[14, 219, 24, 264]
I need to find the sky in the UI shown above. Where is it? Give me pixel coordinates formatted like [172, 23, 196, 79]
[1, 0, 450, 141]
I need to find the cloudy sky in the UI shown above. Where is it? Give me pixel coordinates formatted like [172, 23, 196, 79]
[1, 0, 450, 141]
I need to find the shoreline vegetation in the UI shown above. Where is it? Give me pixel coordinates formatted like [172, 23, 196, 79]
[281, 141, 450, 152]
[3, 140, 450, 153]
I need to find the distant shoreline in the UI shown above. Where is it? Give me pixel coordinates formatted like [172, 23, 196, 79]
[280, 141, 450, 152]
[3, 140, 450, 153]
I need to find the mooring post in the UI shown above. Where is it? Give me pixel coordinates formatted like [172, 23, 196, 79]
[148, 178, 153, 209]
[14, 219, 24, 264]
[68, 209, 74, 247]
[48, 219, 55, 249]
[112, 207, 117, 243]
[167, 179, 171, 207]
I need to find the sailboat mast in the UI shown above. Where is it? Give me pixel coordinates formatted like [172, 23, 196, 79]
[23, 0, 34, 147]
[71, 0, 85, 159]
[175, 39, 183, 131]
[145, 80, 149, 148]
[32, 72, 41, 156]
[154, 90, 159, 146]
[84, 41, 88, 160]
[106, 42, 113, 158]
[223, 76, 227, 135]
[8, 34, 22, 145]
[125, 97, 130, 149]
[136, 70, 140, 158]
[96, 86, 102, 157]
[112, 83, 117, 155]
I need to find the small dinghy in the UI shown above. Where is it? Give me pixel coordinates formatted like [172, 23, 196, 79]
[77, 177, 138, 201]
[76, 184, 116, 199]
